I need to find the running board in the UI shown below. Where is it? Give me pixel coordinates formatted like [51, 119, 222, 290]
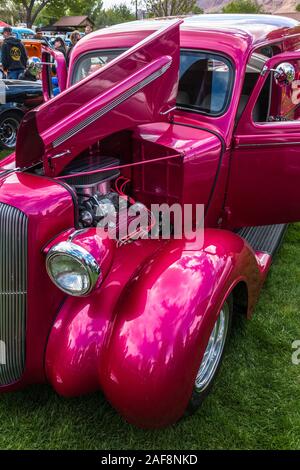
[236, 224, 287, 257]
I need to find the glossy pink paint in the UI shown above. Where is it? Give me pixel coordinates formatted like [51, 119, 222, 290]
[227, 51, 300, 227]
[132, 123, 222, 211]
[0, 172, 74, 392]
[45, 229, 263, 427]
[1, 15, 299, 428]
[41, 46, 67, 101]
[16, 20, 181, 174]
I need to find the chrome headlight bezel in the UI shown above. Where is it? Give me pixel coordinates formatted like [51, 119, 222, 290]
[46, 241, 101, 296]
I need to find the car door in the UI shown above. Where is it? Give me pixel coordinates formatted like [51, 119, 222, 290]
[41, 45, 67, 101]
[226, 51, 300, 228]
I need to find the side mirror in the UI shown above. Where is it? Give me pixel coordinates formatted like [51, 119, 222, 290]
[273, 62, 295, 87]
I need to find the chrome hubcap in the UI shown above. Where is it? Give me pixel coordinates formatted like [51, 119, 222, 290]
[195, 302, 229, 392]
[0, 117, 19, 148]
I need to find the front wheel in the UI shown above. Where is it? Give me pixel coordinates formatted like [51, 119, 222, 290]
[187, 296, 233, 413]
[0, 112, 22, 150]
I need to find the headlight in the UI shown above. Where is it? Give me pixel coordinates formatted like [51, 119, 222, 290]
[46, 241, 101, 296]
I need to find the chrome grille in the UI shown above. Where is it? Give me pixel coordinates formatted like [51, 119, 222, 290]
[0, 203, 27, 385]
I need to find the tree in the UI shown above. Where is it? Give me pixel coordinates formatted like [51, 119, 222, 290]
[0, 0, 25, 25]
[95, 4, 135, 28]
[37, 0, 102, 26]
[0, 0, 103, 28]
[19, 0, 53, 28]
[36, 0, 68, 24]
[145, 0, 201, 17]
[222, 0, 263, 14]
[296, 3, 300, 12]
[0, 0, 21, 24]
[192, 6, 204, 14]
[0, 0, 56, 27]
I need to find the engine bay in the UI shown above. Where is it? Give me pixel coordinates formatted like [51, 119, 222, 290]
[61, 154, 123, 229]
[27, 123, 219, 242]
[53, 130, 184, 242]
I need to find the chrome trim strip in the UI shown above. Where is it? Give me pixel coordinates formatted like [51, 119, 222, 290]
[52, 60, 172, 149]
[0, 203, 27, 385]
[236, 141, 300, 148]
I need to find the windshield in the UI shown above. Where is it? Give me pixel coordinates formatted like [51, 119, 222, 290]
[72, 48, 233, 117]
[177, 50, 232, 116]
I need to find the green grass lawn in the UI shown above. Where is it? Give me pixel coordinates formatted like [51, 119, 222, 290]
[0, 150, 11, 160]
[0, 149, 300, 449]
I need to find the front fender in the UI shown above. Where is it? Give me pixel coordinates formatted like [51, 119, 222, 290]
[45, 229, 264, 427]
[99, 229, 263, 428]
[45, 238, 163, 396]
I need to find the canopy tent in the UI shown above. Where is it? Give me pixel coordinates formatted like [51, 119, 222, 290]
[0, 21, 10, 27]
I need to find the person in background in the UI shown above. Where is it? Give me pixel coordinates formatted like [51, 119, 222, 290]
[34, 28, 43, 40]
[85, 24, 93, 35]
[54, 37, 67, 61]
[66, 30, 81, 67]
[18, 57, 42, 82]
[1, 26, 28, 79]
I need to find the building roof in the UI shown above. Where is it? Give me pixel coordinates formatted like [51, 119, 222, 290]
[53, 16, 94, 28]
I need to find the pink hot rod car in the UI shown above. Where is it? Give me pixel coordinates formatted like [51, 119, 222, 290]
[1, 14, 300, 428]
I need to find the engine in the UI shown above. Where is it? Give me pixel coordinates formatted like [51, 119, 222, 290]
[60, 154, 151, 242]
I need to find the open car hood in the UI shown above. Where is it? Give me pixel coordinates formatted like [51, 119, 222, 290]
[16, 20, 181, 174]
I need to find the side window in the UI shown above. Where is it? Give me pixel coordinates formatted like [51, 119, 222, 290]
[237, 45, 282, 123]
[72, 49, 125, 84]
[276, 61, 300, 121]
[237, 52, 266, 122]
[177, 51, 232, 116]
[253, 59, 300, 123]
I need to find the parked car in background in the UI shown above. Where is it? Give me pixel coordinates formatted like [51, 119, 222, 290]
[0, 26, 35, 39]
[0, 79, 43, 149]
[40, 35, 55, 47]
[1, 14, 300, 429]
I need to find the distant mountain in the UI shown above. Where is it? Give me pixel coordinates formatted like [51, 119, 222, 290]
[197, 0, 299, 13]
